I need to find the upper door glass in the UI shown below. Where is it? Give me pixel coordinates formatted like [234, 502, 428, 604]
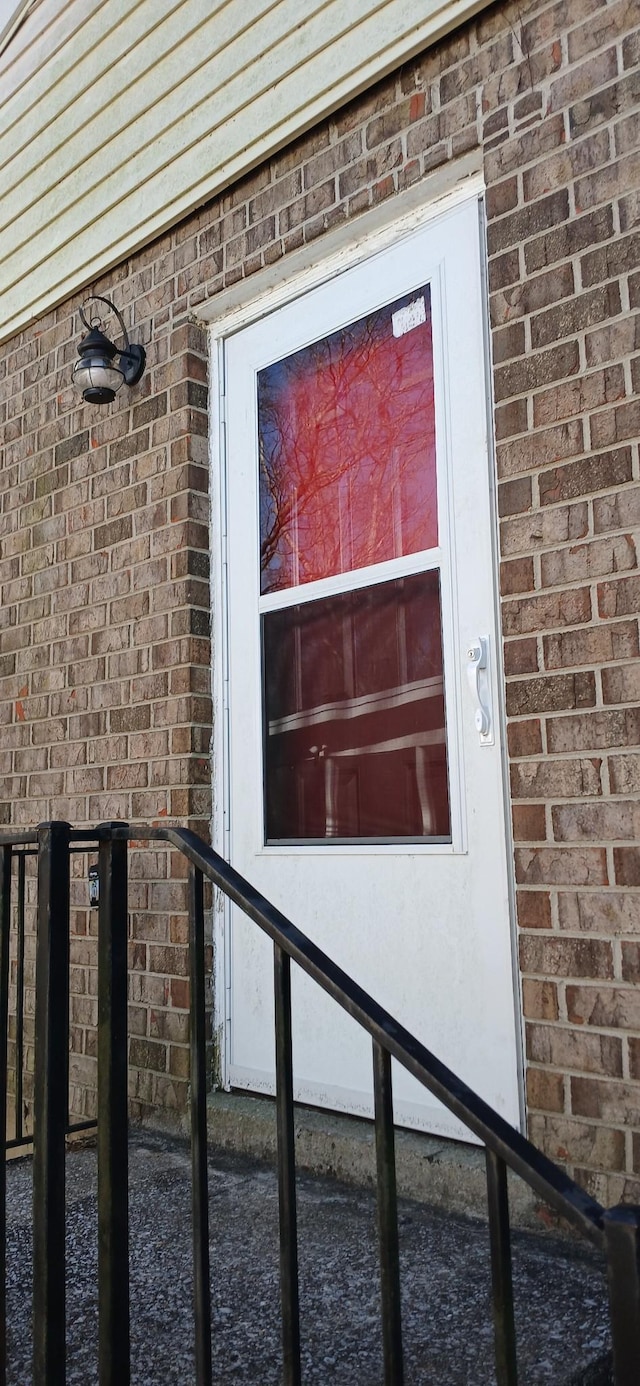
[258, 284, 437, 593]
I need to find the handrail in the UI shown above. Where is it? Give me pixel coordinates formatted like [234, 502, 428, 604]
[2, 822, 639, 1386]
[143, 823, 606, 1245]
[0, 822, 608, 1239]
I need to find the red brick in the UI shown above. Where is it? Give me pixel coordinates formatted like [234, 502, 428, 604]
[527, 1068, 564, 1113]
[523, 131, 611, 204]
[498, 476, 532, 517]
[494, 398, 528, 441]
[522, 979, 559, 1021]
[575, 151, 640, 213]
[609, 754, 640, 794]
[528, 1113, 625, 1172]
[524, 205, 614, 274]
[598, 573, 640, 619]
[585, 313, 640, 367]
[541, 534, 637, 587]
[500, 502, 588, 557]
[515, 847, 608, 886]
[485, 113, 565, 182]
[539, 447, 633, 505]
[621, 942, 640, 984]
[507, 719, 544, 758]
[504, 638, 539, 675]
[487, 190, 571, 257]
[517, 891, 552, 928]
[511, 758, 602, 799]
[628, 1054, 640, 1103]
[533, 366, 625, 427]
[550, 46, 619, 111]
[568, 0, 637, 62]
[502, 587, 592, 636]
[500, 557, 535, 594]
[494, 340, 580, 403]
[553, 800, 640, 841]
[567, 985, 640, 1028]
[602, 665, 640, 705]
[488, 250, 521, 294]
[544, 620, 638, 669]
[547, 708, 640, 753]
[571, 1077, 640, 1125]
[491, 320, 526, 364]
[582, 229, 640, 287]
[506, 672, 595, 716]
[595, 393, 640, 446]
[614, 848, 640, 886]
[129, 1037, 167, 1074]
[513, 803, 547, 841]
[526, 1023, 622, 1077]
[494, 262, 576, 329]
[497, 419, 584, 478]
[521, 933, 613, 978]
[531, 283, 622, 350]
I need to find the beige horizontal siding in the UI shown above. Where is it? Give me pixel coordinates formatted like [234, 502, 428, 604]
[0, 0, 489, 344]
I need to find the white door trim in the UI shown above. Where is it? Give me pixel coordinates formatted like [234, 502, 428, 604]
[207, 177, 525, 1129]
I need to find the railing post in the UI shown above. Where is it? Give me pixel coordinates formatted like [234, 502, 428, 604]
[603, 1204, 640, 1386]
[373, 1040, 404, 1386]
[97, 825, 130, 1386]
[15, 852, 25, 1143]
[189, 863, 212, 1386]
[33, 821, 71, 1386]
[485, 1148, 518, 1386]
[274, 944, 301, 1386]
[0, 846, 12, 1386]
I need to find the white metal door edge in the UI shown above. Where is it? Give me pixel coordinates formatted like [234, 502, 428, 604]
[209, 332, 232, 1089]
[477, 195, 527, 1134]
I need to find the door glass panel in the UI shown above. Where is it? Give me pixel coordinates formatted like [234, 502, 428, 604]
[262, 571, 450, 842]
[258, 285, 437, 593]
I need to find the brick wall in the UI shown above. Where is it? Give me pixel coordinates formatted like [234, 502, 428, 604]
[0, 0, 638, 1199]
[0, 314, 212, 1121]
[481, 0, 640, 1205]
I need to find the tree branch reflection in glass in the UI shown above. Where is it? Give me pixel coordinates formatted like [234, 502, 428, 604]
[258, 286, 437, 593]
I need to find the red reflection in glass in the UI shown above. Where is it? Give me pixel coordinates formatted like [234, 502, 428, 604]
[258, 286, 437, 592]
[263, 571, 450, 841]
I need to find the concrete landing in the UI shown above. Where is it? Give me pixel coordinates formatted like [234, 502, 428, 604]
[205, 1090, 544, 1228]
[5, 1128, 611, 1385]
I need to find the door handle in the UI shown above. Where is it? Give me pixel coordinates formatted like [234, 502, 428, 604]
[466, 636, 493, 744]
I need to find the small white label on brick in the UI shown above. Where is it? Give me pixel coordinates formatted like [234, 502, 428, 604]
[392, 296, 426, 338]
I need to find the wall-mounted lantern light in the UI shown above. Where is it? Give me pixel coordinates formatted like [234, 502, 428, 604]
[72, 295, 146, 405]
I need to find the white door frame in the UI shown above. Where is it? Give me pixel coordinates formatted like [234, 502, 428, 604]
[206, 173, 526, 1131]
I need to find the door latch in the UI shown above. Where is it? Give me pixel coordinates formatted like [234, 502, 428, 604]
[466, 636, 493, 745]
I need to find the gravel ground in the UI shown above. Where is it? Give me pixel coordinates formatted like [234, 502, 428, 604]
[5, 1129, 610, 1385]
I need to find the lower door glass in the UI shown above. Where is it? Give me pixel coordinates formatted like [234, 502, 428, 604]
[262, 570, 450, 842]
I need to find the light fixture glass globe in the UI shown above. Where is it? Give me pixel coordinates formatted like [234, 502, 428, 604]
[73, 298, 146, 404]
[72, 356, 125, 404]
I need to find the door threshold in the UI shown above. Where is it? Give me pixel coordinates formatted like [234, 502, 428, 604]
[206, 1090, 541, 1230]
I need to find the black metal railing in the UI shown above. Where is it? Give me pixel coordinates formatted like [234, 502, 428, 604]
[0, 821, 639, 1386]
[2, 842, 97, 1155]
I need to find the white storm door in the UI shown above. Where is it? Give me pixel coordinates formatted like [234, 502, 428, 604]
[222, 196, 521, 1139]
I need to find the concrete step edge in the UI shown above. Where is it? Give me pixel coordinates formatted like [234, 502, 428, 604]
[204, 1090, 546, 1229]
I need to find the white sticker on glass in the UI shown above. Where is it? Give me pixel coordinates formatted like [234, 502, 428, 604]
[392, 296, 426, 338]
